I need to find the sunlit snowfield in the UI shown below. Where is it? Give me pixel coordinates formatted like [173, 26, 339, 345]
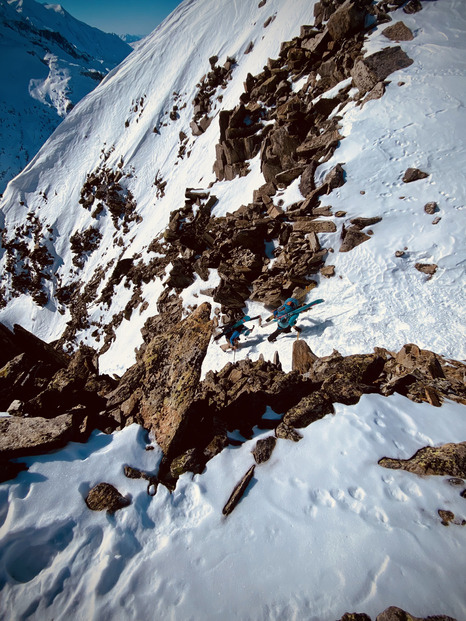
[1, 0, 465, 618]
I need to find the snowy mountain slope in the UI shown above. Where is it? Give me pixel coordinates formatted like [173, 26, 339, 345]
[0, 1, 466, 620]
[0, 0, 465, 380]
[0, 0, 131, 192]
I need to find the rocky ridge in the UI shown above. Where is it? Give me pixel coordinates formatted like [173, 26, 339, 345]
[2, 307, 465, 488]
[0, 0, 434, 353]
[1, 0, 464, 492]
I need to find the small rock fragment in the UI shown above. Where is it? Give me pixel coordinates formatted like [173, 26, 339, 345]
[252, 436, 277, 464]
[403, 168, 429, 183]
[222, 465, 255, 516]
[415, 263, 437, 276]
[424, 201, 438, 214]
[85, 482, 131, 514]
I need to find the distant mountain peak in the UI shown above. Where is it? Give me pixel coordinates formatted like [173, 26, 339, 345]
[0, 0, 132, 193]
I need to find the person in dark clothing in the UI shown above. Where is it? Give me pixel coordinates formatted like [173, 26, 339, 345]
[227, 323, 254, 350]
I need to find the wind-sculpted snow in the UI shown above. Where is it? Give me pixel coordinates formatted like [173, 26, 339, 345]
[1, 395, 465, 619]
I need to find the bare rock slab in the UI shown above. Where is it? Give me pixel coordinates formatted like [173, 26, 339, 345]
[352, 46, 413, 94]
[0, 413, 75, 460]
[379, 442, 466, 478]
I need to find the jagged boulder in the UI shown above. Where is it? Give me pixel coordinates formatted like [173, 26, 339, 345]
[394, 344, 444, 379]
[376, 607, 456, 621]
[137, 302, 213, 457]
[197, 357, 312, 437]
[292, 339, 318, 374]
[340, 226, 371, 252]
[22, 346, 114, 419]
[1, 323, 69, 370]
[327, 0, 366, 41]
[214, 279, 250, 309]
[309, 351, 385, 405]
[382, 343, 465, 408]
[0, 328, 113, 420]
[296, 128, 343, 160]
[352, 46, 413, 94]
[338, 608, 457, 621]
[283, 391, 334, 428]
[275, 422, 303, 442]
[170, 448, 205, 479]
[382, 21, 414, 42]
[299, 161, 318, 197]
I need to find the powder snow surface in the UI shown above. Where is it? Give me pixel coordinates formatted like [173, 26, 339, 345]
[1, 396, 465, 620]
[1, 0, 466, 619]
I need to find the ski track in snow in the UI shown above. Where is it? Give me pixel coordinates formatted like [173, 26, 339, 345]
[1, 0, 466, 619]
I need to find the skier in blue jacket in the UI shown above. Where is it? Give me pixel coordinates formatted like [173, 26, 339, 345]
[227, 323, 254, 350]
[267, 297, 302, 342]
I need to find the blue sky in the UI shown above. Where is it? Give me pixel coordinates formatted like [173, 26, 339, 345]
[56, 0, 184, 36]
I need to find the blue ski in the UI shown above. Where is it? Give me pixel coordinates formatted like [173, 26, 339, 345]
[268, 299, 324, 323]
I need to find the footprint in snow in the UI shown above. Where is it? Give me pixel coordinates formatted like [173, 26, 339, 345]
[348, 486, 366, 501]
[309, 488, 337, 508]
[328, 487, 365, 515]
